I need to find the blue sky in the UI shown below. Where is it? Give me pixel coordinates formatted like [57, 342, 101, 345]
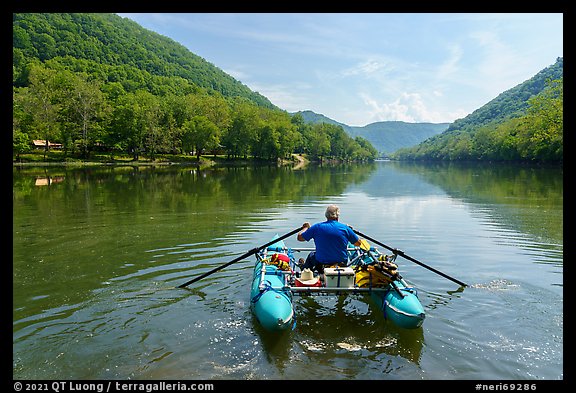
[119, 13, 563, 127]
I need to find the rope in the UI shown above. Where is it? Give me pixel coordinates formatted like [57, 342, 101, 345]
[250, 280, 289, 304]
[381, 287, 392, 319]
[251, 278, 296, 329]
[401, 286, 417, 296]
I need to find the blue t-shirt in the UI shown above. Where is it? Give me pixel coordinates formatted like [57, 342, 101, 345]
[301, 220, 359, 263]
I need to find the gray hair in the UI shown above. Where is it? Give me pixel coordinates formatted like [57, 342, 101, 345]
[325, 204, 340, 220]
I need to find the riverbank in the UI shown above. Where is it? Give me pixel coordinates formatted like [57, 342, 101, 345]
[13, 151, 309, 168]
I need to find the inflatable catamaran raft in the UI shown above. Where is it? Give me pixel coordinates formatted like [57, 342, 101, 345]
[178, 226, 467, 333]
[250, 235, 427, 332]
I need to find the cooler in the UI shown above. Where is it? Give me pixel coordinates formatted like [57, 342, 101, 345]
[323, 267, 355, 288]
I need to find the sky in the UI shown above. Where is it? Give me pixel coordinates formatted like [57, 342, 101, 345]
[118, 13, 563, 127]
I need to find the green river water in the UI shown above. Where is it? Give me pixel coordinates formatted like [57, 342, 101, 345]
[13, 161, 563, 381]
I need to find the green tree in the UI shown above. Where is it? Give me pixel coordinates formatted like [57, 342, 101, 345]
[520, 77, 563, 160]
[185, 92, 231, 132]
[355, 136, 379, 160]
[25, 63, 61, 158]
[182, 115, 220, 160]
[254, 124, 280, 159]
[305, 124, 331, 160]
[449, 133, 473, 160]
[13, 87, 32, 151]
[139, 92, 163, 160]
[159, 94, 187, 155]
[278, 122, 301, 159]
[64, 72, 109, 158]
[13, 129, 31, 160]
[108, 90, 151, 160]
[221, 101, 258, 159]
[325, 124, 349, 159]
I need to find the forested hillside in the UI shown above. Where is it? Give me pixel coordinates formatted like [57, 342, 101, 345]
[296, 110, 353, 133]
[394, 58, 563, 162]
[13, 13, 378, 162]
[13, 13, 274, 108]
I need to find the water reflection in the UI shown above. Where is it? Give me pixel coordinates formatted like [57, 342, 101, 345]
[13, 163, 376, 218]
[390, 161, 563, 245]
[13, 164, 378, 338]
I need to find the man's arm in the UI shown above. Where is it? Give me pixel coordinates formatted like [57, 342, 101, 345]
[347, 226, 362, 247]
[297, 222, 311, 242]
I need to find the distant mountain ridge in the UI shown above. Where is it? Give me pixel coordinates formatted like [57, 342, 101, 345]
[294, 110, 449, 155]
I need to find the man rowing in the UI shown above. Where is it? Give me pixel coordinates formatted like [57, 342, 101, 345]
[297, 204, 363, 273]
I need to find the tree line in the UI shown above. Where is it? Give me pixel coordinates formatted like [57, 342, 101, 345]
[13, 62, 378, 162]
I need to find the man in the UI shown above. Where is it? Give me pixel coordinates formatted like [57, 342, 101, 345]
[297, 204, 363, 273]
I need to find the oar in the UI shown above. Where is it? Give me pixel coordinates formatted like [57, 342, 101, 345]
[352, 229, 468, 287]
[177, 225, 304, 288]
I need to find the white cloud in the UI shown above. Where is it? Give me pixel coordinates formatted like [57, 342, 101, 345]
[437, 43, 463, 80]
[341, 60, 388, 77]
[361, 92, 436, 123]
[358, 91, 471, 124]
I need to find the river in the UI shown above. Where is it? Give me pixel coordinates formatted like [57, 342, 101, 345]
[12, 161, 563, 381]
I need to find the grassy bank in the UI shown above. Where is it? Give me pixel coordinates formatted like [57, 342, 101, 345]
[13, 150, 309, 167]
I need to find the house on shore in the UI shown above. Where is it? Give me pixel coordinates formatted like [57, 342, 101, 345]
[32, 140, 63, 150]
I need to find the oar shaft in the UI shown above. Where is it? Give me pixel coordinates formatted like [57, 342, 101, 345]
[353, 229, 468, 287]
[177, 226, 303, 288]
[399, 251, 468, 287]
[177, 250, 254, 288]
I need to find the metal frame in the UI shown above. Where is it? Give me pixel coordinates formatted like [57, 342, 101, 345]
[257, 245, 410, 297]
